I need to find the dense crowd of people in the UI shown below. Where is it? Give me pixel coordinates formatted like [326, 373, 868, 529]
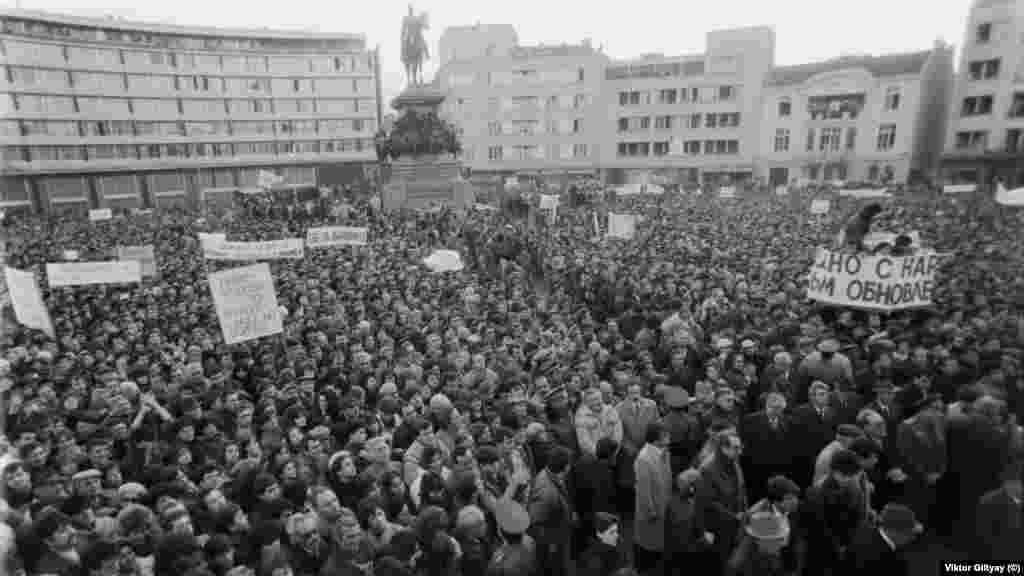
[0, 185, 1022, 576]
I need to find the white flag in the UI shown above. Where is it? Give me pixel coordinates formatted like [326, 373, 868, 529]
[4, 267, 54, 337]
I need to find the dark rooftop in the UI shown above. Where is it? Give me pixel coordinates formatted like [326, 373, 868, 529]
[765, 50, 932, 86]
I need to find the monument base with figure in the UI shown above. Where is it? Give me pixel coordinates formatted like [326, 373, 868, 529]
[378, 84, 473, 212]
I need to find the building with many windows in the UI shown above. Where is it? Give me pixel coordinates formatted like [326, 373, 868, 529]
[757, 44, 953, 186]
[435, 27, 609, 177]
[0, 8, 381, 213]
[601, 27, 775, 186]
[943, 0, 1024, 187]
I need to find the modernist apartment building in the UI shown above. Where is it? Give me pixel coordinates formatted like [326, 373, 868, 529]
[601, 27, 776, 186]
[0, 8, 381, 213]
[943, 0, 1024, 187]
[757, 44, 953, 186]
[435, 26, 609, 176]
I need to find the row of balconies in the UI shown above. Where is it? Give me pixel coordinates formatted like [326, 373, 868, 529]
[0, 78, 374, 100]
[1, 149, 375, 176]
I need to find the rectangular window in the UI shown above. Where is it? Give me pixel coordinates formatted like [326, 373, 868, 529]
[658, 89, 677, 104]
[976, 22, 992, 44]
[705, 114, 717, 128]
[820, 127, 842, 151]
[573, 94, 587, 109]
[573, 143, 588, 158]
[653, 142, 669, 156]
[488, 146, 503, 161]
[968, 59, 1001, 80]
[689, 114, 701, 129]
[572, 119, 583, 134]
[884, 87, 901, 111]
[1010, 93, 1024, 117]
[774, 128, 790, 152]
[954, 130, 988, 150]
[846, 127, 857, 150]
[778, 100, 792, 116]
[684, 141, 700, 155]
[806, 128, 815, 152]
[876, 124, 897, 151]
[718, 86, 735, 101]
[655, 115, 673, 130]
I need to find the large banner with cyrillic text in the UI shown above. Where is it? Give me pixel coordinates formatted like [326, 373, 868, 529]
[807, 248, 940, 311]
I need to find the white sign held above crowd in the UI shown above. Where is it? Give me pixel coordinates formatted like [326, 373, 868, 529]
[306, 226, 368, 248]
[116, 245, 157, 277]
[806, 248, 940, 311]
[839, 188, 891, 199]
[3, 267, 54, 337]
[423, 250, 464, 273]
[607, 213, 637, 240]
[995, 182, 1024, 207]
[943, 184, 977, 194]
[718, 186, 737, 199]
[257, 170, 284, 190]
[45, 261, 142, 287]
[203, 238, 304, 261]
[88, 208, 112, 221]
[810, 199, 831, 215]
[208, 263, 283, 345]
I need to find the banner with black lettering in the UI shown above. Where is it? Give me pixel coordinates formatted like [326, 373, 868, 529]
[807, 248, 940, 311]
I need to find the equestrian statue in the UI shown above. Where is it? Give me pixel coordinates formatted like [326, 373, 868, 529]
[401, 5, 430, 86]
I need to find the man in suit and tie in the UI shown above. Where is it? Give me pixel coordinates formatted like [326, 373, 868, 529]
[830, 379, 864, 427]
[865, 379, 902, 442]
[634, 420, 673, 576]
[790, 381, 836, 488]
[618, 379, 661, 457]
[741, 392, 793, 503]
[617, 379, 661, 526]
[974, 461, 1023, 562]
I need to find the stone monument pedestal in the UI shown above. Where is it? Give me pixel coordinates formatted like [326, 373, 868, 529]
[382, 84, 473, 212]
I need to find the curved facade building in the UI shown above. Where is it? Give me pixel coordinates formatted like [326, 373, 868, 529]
[0, 8, 382, 213]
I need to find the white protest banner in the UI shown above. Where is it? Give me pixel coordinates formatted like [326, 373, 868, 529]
[62, 250, 80, 261]
[995, 182, 1024, 207]
[810, 199, 831, 215]
[198, 233, 227, 248]
[3, 267, 54, 337]
[806, 248, 940, 311]
[203, 238, 304, 261]
[116, 245, 157, 277]
[607, 213, 637, 240]
[257, 170, 284, 189]
[943, 184, 976, 194]
[839, 188, 890, 199]
[45, 261, 142, 287]
[88, 208, 112, 221]
[306, 226, 368, 248]
[774, 186, 789, 196]
[208, 263, 283, 345]
[718, 186, 737, 199]
[423, 250, 464, 273]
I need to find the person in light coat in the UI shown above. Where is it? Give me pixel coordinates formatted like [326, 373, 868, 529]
[575, 387, 624, 458]
[634, 420, 673, 576]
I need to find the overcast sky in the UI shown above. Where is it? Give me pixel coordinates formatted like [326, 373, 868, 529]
[7, 0, 969, 105]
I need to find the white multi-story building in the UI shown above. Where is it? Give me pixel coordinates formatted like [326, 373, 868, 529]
[943, 0, 1024, 187]
[0, 8, 381, 213]
[600, 27, 775, 186]
[437, 23, 518, 69]
[436, 33, 608, 177]
[758, 44, 953, 186]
